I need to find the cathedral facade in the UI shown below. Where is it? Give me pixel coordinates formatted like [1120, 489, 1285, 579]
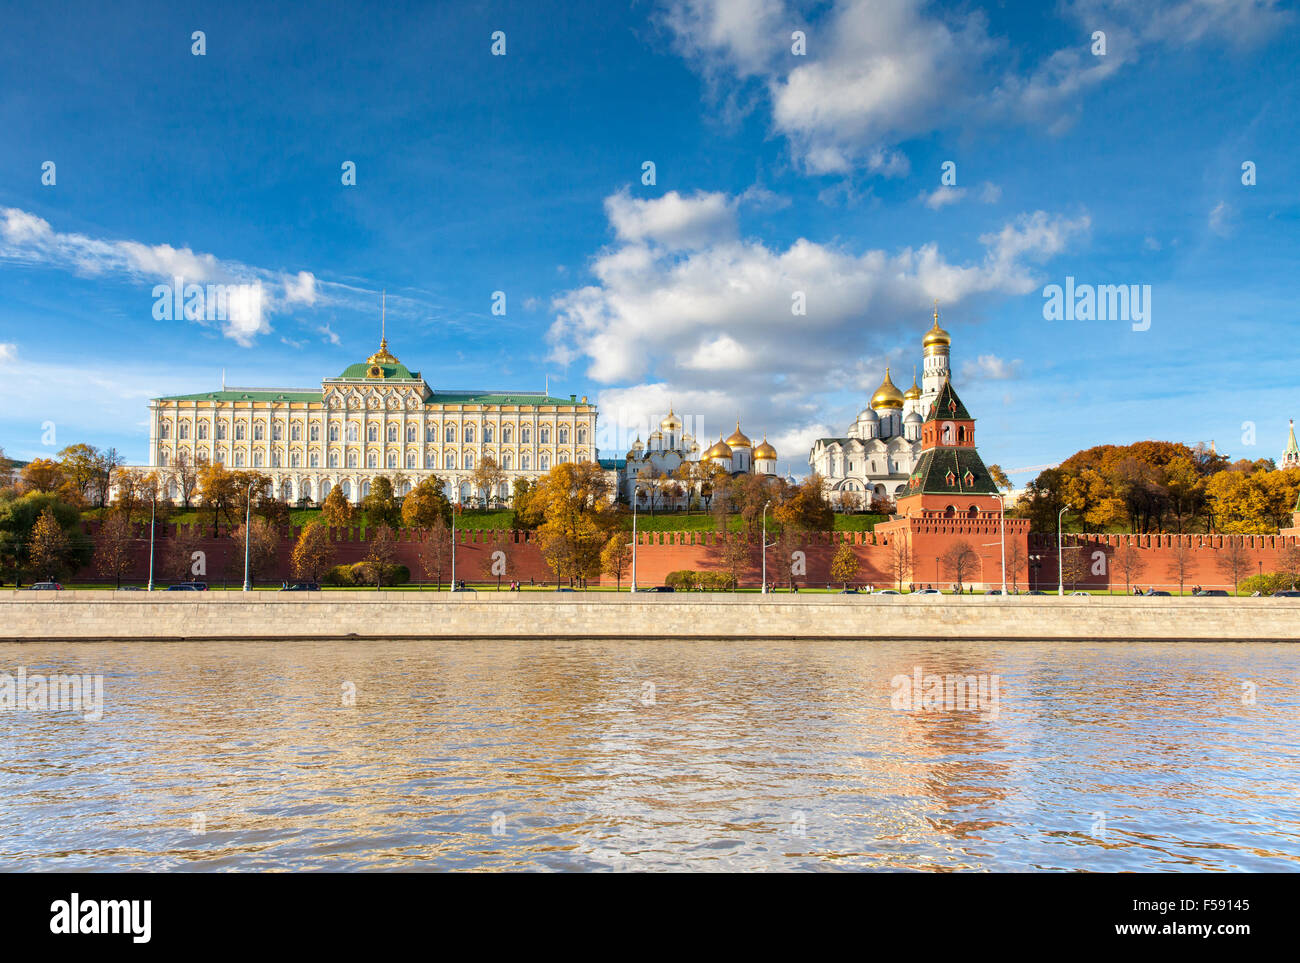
[620, 409, 779, 507]
[146, 337, 598, 505]
[807, 308, 954, 507]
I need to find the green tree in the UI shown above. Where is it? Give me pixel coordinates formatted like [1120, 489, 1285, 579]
[401, 476, 452, 529]
[362, 476, 401, 529]
[831, 541, 860, 589]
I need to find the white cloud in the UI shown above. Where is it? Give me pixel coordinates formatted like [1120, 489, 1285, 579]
[0, 342, 15, 363]
[551, 188, 1087, 452]
[960, 354, 1023, 381]
[662, 0, 1283, 176]
[318, 322, 342, 346]
[0, 208, 372, 347]
[920, 187, 967, 210]
[606, 188, 738, 249]
[1209, 200, 1234, 237]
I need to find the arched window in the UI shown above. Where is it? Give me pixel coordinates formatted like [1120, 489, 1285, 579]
[347, 424, 358, 443]
[559, 427, 569, 444]
[235, 423, 246, 441]
[558, 452, 569, 464]
[539, 453, 550, 470]
[521, 454, 530, 470]
[577, 427, 586, 445]
[329, 452, 339, 468]
[465, 453, 475, 470]
[234, 451, 245, 467]
[217, 423, 228, 440]
[464, 425, 475, 443]
[309, 423, 318, 442]
[368, 425, 378, 443]
[427, 425, 437, 442]
[367, 451, 378, 468]
[521, 427, 531, 444]
[968, 505, 979, 518]
[387, 425, 397, 442]
[271, 451, 281, 468]
[503, 425, 513, 443]
[254, 423, 265, 441]
[502, 452, 513, 469]
[160, 422, 170, 439]
[272, 423, 282, 441]
[387, 452, 397, 468]
[341, 480, 351, 499]
[328, 424, 338, 442]
[320, 480, 331, 499]
[362, 480, 371, 498]
[347, 451, 358, 468]
[406, 425, 417, 442]
[289, 451, 299, 468]
[178, 422, 189, 440]
[425, 452, 435, 468]
[484, 426, 494, 443]
[445, 452, 456, 469]
[445, 425, 456, 443]
[290, 423, 300, 441]
[406, 452, 416, 469]
[540, 427, 551, 444]
[198, 423, 208, 440]
[253, 451, 264, 467]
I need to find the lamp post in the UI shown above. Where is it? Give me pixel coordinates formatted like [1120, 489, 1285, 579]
[242, 481, 255, 592]
[147, 490, 157, 592]
[630, 481, 640, 593]
[761, 499, 772, 593]
[1057, 503, 1071, 597]
[998, 492, 1007, 596]
[450, 498, 457, 591]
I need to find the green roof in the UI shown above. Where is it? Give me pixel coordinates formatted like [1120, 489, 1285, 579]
[425, 391, 586, 406]
[334, 361, 420, 380]
[905, 446, 999, 497]
[924, 379, 973, 423]
[598, 458, 626, 470]
[157, 390, 322, 403]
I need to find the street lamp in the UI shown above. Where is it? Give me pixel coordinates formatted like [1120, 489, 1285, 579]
[761, 499, 772, 593]
[998, 492, 1007, 596]
[1057, 503, 1071, 597]
[242, 481, 255, 592]
[450, 498, 457, 591]
[630, 480, 640, 593]
[147, 489, 158, 592]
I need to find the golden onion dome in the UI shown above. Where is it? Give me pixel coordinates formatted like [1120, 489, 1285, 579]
[649, 429, 663, 441]
[904, 372, 922, 401]
[871, 367, 905, 409]
[923, 303, 951, 350]
[660, 408, 682, 430]
[704, 438, 733, 461]
[753, 436, 777, 461]
[725, 422, 751, 448]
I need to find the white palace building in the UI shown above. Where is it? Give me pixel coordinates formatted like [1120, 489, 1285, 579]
[807, 306, 956, 507]
[145, 335, 598, 505]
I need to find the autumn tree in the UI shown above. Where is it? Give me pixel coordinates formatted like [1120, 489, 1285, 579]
[173, 451, 200, 509]
[889, 536, 912, 592]
[361, 523, 399, 588]
[402, 476, 451, 529]
[58, 444, 101, 504]
[1060, 545, 1089, 591]
[471, 456, 507, 508]
[19, 458, 63, 494]
[773, 473, 834, 534]
[1277, 542, 1300, 591]
[716, 532, 751, 590]
[162, 525, 205, 582]
[531, 463, 619, 587]
[1004, 540, 1026, 593]
[987, 463, 1013, 492]
[228, 516, 279, 586]
[95, 512, 136, 588]
[1112, 541, 1147, 595]
[362, 475, 401, 529]
[1215, 536, 1251, 595]
[941, 540, 979, 592]
[831, 541, 860, 589]
[1167, 540, 1195, 596]
[601, 533, 632, 590]
[91, 448, 124, 508]
[27, 508, 68, 581]
[322, 484, 355, 529]
[771, 529, 802, 590]
[291, 521, 334, 583]
[417, 515, 453, 590]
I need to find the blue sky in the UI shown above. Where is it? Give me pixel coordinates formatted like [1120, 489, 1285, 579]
[1, 0, 1297, 481]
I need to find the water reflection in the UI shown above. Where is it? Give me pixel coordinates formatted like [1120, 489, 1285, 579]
[2, 639, 1298, 871]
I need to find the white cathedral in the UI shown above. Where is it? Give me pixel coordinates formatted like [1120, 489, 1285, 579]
[807, 306, 955, 507]
[621, 409, 779, 507]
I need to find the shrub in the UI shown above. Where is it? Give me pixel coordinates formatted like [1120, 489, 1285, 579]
[1238, 572, 1293, 595]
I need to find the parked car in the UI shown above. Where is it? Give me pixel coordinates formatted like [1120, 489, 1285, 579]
[1194, 589, 1229, 597]
[167, 582, 208, 591]
[29, 581, 63, 591]
[873, 589, 900, 595]
[1069, 591, 1090, 597]
[985, 589, 1003, 595]
[646, 585, 675, 593]
[839, 589, 861, 594]
[280, 582, 320, 592]
[1144, 589, 1172, 597]
[117, 585, 143, 591]
[1025, 590, 1048, 595]
[915, 588, 942, 595]
[1272, 590, 1300, 598]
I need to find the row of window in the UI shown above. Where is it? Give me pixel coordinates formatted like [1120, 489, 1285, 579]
[160, 448, 576, 471]
[159, 420, 587, 445]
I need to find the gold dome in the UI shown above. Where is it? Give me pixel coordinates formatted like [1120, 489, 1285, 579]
[649, 429, 663, 440]
[903, 371, 922, 401]
[725, 422, 752, 448]
[922, 302, 950, 350]
[704, 437, 733, 461]
[660, 408, 682, 430]
[870, 367, 905, 409]
[753, 436, 777, 461]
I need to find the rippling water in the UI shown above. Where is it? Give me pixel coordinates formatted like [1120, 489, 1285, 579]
[2, 639, 1298, 871]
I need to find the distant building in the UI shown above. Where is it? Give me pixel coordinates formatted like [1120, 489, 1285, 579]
[1283, 420, 1299, 469]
